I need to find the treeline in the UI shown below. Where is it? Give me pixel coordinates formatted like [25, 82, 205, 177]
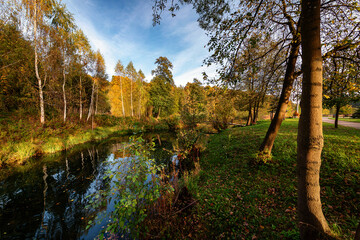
[1, 0, 286, 129]
[109, 56, 291, 129]
[0, 0, 108, 123]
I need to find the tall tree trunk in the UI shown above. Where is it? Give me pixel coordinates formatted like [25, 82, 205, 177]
[120, 77, 125, 117]
[87, 80, 95, 121]
[297, 0, 331, 238]
[33, 1, 45, 124]
[131, 80, 133, 117]
[259, 38, 301, 154]
[252, 103, 256, 124]
[138, 82, 142, 119]
[334, 103, 340, 128]
[79, 76, 82, 120]
[95, 84, 98, 115]
[63, 68, 67, 122]
[246, 102, 252, 126]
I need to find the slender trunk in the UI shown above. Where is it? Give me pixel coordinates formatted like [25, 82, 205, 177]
[158, 107, 161, 118]
[246, 102, 252, 126]
[95, 84, 98, 115]
[79, 76, 82, 120]
[252, 104, 256, 124]
[138, 82, 142, 119]
[120, 77, 125, 117]
[259, 37, 301, 154]
[33, 2, 45, 124]
[335, 104, 340, 128]
[131, 80, 133, 117]
[297, 1, 331, 238]
[87, 80, 95, 121]
[63, 68, 66, 122]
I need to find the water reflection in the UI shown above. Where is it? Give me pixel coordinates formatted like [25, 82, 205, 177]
[0, 132, 177, 239]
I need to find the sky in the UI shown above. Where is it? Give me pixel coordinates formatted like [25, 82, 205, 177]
[62, 0, 218, 86]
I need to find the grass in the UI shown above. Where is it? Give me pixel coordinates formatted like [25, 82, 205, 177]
[0, 114, 169, 167]
[329, 117, 360, 123]
[184, 119, 360, 239]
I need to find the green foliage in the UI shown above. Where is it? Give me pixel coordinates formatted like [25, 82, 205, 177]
[181, 79, 207, 128]
[149, 76, 175, 117]
[86, 136, 172, 238]
[163, 114, 180, 131]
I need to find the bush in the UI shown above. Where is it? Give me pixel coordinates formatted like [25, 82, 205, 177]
[163, 114, 180, 131]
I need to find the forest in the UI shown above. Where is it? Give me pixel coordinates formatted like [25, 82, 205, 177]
[0, 0, 360, 239]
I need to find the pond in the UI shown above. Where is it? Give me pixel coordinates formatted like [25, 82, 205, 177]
[0, 132, 178, 239]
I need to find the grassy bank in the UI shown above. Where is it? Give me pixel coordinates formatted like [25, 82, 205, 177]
[329, 117, 360, 123]
[184, 119, 359, 239]
[0, 114, 169, 167]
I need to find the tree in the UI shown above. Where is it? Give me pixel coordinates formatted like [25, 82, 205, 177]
[149, 57, 175, 118]
[297, 0, 331, 237]
[0, 19, 36, 112]
[181, 79, 206, 128]
[73, 29, 92, 120]
[153, 0, 360, 157]
[323, 50, 360, 128]
[151, 56, 174, 85]
[21, 0, 53, 124]
[137, 69, 145, 119]
[115, 60, 126, 117]
[87, 50, 107, 121]
[50, 1, 76, 122]
[125, 61, 137, 117]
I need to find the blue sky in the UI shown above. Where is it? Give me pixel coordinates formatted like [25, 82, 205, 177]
[62, 0, 217, 86]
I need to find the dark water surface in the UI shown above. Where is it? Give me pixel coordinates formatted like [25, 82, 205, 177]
[0, 132, 177, 239]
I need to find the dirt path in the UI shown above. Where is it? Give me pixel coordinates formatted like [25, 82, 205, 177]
[322, 117, 360, 129]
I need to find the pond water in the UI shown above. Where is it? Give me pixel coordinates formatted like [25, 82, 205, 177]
[0, 132, 177, 239]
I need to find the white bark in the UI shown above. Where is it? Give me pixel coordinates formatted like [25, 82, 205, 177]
[121, 77, 125, 117]
[62, 68, 66, 122]
[79, 76, 82, 120]
[33, 1, 45, 124]
[87, 80, 95, 121]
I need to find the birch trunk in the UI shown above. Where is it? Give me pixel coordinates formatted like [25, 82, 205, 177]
[63, 68, 67, 122]
[87, 80, 95, 121]
[121, 77, 125, 117]
[95, 84, 98, 115]
[79, 76, 82, 120]
[33, 1, 45, 124]
[131, 80, 133, 117]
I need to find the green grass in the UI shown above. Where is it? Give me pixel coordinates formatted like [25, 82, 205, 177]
[185, 119, 360, 239]
[329, 117, 360, 123]
[0, 114, 170, 166]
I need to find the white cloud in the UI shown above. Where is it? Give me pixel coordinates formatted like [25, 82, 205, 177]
[174, 64, 218, 87]
[63, 0, 218, 85]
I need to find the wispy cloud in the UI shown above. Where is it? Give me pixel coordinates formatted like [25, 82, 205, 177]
[63, 0, 217, 85]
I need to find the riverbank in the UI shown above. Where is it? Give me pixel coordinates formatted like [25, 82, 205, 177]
[0, 114, 169, 167]
[182, 119, 359, 239]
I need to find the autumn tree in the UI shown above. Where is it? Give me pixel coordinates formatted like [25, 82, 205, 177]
[137, 69, 145, 119]
[21, 0, 54, 124]
[149, 57, 175, 117]
[181, 79, 206, 128]
[0, 18, 36, 112]
[115, 60, 126, 117]
[73, 29, 92, 120]
[50, 1, 76, 122]
[323, 48, 360, 128]
[153, 0, 360, 157]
